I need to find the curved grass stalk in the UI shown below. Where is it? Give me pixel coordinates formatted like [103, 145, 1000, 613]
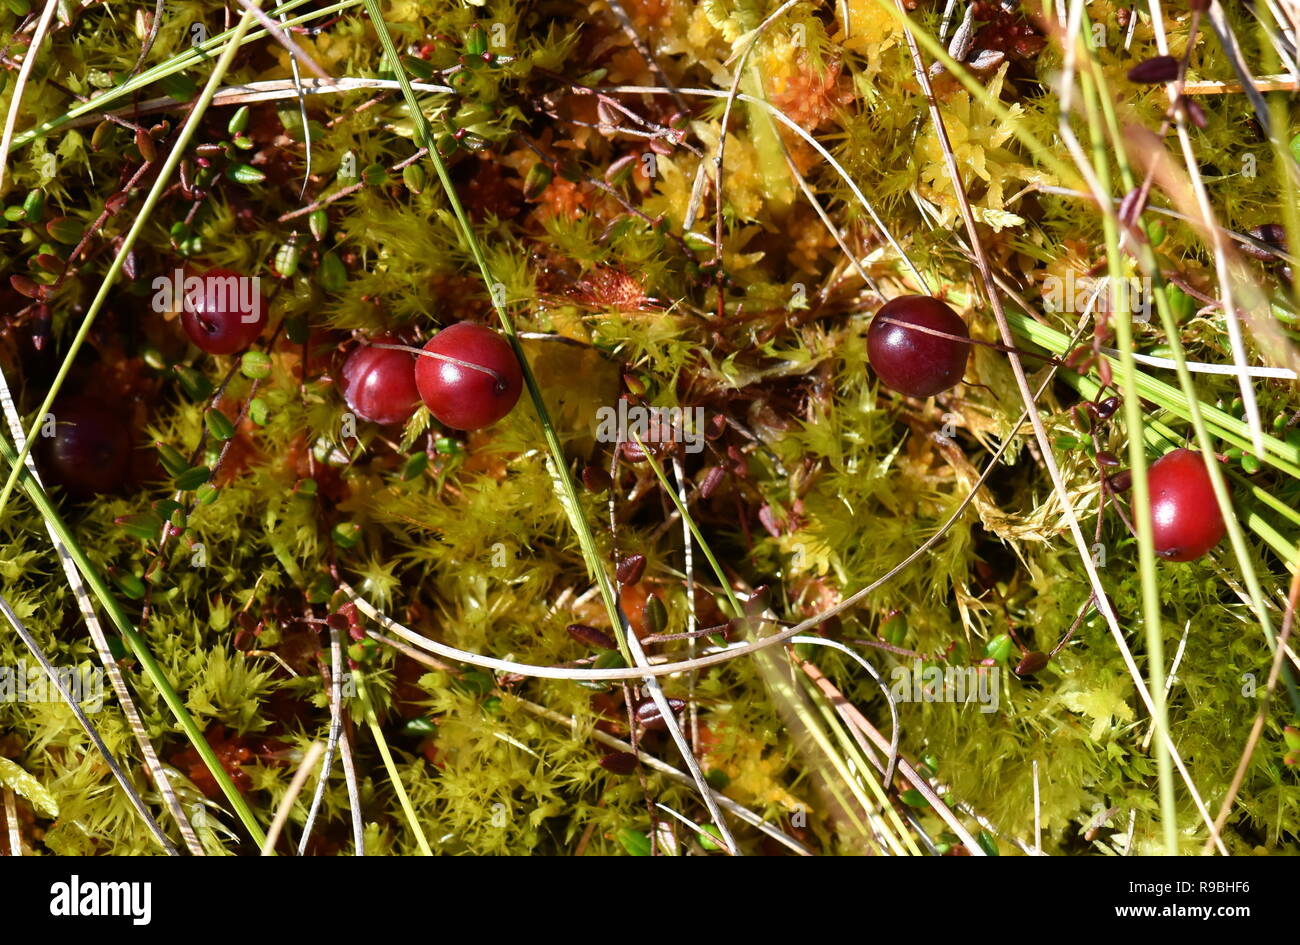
[884, 0, 1225, 854]
[1027, 15, 1300, 724]
[0, 363, 203, 854]
[0, 5, 261, 518]
[7, 0, 362, 154]
[0, 0, 58, 194]
[354, 671, 432, 856]
[1007, 314, 1300, 479]
[1073, 43, 1176, 855]
[0, 437, 267, 847]
[638, 437, 918, 856]
[0, 593, 177, 854]
[357, 0, 750, 852]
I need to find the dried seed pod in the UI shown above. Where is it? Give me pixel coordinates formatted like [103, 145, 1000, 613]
[635, 697, 687, 731]
[617, 553, 647, 586]
[567, 623, 617, 650]
[1127, 55, 1180, 84]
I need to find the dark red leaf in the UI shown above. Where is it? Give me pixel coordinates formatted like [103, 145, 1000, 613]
[1127, 55, 1180, 84]
[566, 623, 617, 650]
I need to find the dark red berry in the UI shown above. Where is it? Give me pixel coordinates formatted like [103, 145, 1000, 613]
[180, 267, 266, 355]
[867, 296, 971, 398]
[340, 340, 421, 425]
[414, 321, 523, 430]
[1147, 448, 1227, 561]
[38, 396, 133, 498]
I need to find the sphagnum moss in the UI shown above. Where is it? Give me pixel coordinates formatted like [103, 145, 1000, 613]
[0, 0, 1295, 857]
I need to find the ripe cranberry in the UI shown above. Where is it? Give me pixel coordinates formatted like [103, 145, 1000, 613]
[37, 395, 133, 498]
[867, 295, 971, 397]
[414, 321, 523, 430]
[180, 267, 266, 355]
[1147, 448, 1227, 561]
[341, 340, 421, 425]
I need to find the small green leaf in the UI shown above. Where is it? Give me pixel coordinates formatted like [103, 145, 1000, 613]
[697, 824, 724, 851]
[522, 162, 552, 199]
[22, 189, 45, 220]
[110, 568, 147, 600]
[985, 633, 1013, 662]
[977, 830, 999, 856]
[285, 314, 309, 345]
[196, 483, 220, 505]
[226, 163, 266, 185]
[155, 442, 190, 477]
[332, 521, 363, 548]
[174, 364, 214, 399]
[116, 511, 164, 542]
[900, 789, 929, 808]
[241, 350, 272, 379]
[400, 55, 436, 80]
[402, 163, 426, 194]
[318, 251, 347, 292]
[402, 452, 429, 480]
[361, 163, 388, 186]
[204, 408, 235, 441]
[616, 828, 651, 856]
[308, 209, 328, 242]
[273, 241, 299, 277]
[174, 466, 212, 491]
[248, 396, 270, 426]
[44, 216, 83, 244]
[227, 105, 251, 136]
[159, 72, 198, 101]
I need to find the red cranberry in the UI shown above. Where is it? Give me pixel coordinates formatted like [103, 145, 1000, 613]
[340, 340, 421, 425]
[37, 395, 133, 498]
[867, 295, 971, 397]
[1147, 448, 1227, 561]
[180, 267, 267, 355]
[414, 322, 523, 430]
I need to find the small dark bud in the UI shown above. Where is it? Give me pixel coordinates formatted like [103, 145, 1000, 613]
[581, 465, 613, 493]
[1015, 651, 1050, 676]
[566, 623, 617, 650]
[616, 553, 647, 586]
[1107, 469, 1133, 493]
[1127, 55, 1181, 84]
[635, 697, 687, 731]
[598, 752, 638, 775]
